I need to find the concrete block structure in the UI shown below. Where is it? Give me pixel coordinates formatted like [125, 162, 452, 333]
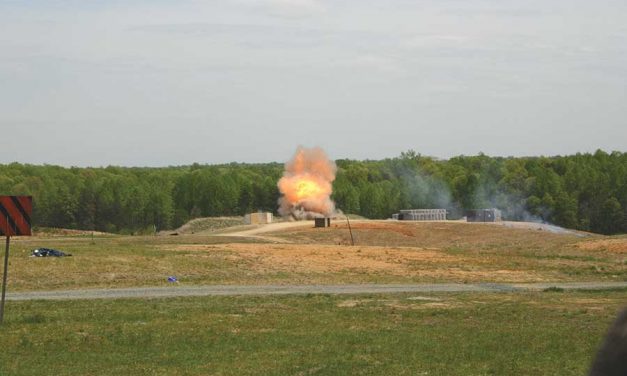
[465, 208, 502, 222]
[244, 212, 273, 225]
[314, 218, 331, 228]
[396, 209, 447, 221]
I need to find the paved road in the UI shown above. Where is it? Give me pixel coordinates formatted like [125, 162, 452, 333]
[6, 282, 627, 301]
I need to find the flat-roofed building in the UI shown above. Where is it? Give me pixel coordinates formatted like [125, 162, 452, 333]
[465, 208, 502, 222]
[396, 209, 447, 221]
[244, 212, 273, 225]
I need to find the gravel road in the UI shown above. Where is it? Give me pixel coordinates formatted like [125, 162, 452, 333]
[6, 282, 627, 301]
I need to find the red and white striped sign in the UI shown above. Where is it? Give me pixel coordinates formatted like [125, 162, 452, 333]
[0, 196, 32, 236]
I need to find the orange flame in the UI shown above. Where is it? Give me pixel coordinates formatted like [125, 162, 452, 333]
[278, 147, 337, 219]
[295, 178, 323, 200]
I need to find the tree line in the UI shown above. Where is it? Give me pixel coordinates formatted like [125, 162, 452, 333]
[0, 150, 625, 234]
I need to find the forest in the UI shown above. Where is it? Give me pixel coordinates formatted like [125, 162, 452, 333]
[0, 150, 625, 235]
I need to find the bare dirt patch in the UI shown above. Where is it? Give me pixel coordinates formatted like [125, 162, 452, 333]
[163, 243, 543, 282]
[166, 243, 455, 274]
[406, 296, 442, 301]
[534, 296, 624, 313]
[336, 297, 460, 310]
[214, 221, 312, 243]
[420, 268, 544, 282]
[337, 299, 374, 308]
[341, 222, 416, 237]
[273, 220, 583, 251]
[576, 239, 627, 254]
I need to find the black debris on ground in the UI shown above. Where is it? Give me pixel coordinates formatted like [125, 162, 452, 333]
[31, 248, 72, 257]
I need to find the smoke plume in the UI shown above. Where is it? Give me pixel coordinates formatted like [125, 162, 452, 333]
[277, 146, 337, 219]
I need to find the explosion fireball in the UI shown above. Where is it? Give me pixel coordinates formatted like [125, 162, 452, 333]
[278, 146, 337, 219]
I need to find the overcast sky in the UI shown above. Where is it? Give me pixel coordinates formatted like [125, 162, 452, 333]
[1, 0, 626, 167]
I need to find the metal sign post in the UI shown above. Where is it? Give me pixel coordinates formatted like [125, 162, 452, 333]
[346, 215, 355, 246]
[0, 235, 10, 324]
[0, 196, 33, 325]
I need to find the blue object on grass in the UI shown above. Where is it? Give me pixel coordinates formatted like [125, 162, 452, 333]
[167, 276, 178, 282]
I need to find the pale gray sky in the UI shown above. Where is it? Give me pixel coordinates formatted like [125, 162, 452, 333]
[1, 0, 626, 166]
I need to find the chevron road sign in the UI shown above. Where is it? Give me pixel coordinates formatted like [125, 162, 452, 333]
[0, 196, 33, 324]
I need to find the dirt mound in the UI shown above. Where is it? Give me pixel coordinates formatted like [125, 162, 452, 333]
[33, 228, 111, 237]
[171, 217, 244, 235]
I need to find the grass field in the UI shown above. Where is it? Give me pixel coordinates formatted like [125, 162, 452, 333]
[6, 221, 626, 291]
[1, 289, 625, 375]
[2, 219, 626, 375]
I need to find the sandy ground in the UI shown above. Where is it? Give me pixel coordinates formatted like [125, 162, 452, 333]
[164, 242, 546, 282]
[220, 219, 591, 242]
[215, 221, 313, 242]
[496, 221, 591, 236]
[577, 239, 627, 253]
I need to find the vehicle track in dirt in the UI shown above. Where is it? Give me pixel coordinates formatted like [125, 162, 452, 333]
[214, 221, 312, 242]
